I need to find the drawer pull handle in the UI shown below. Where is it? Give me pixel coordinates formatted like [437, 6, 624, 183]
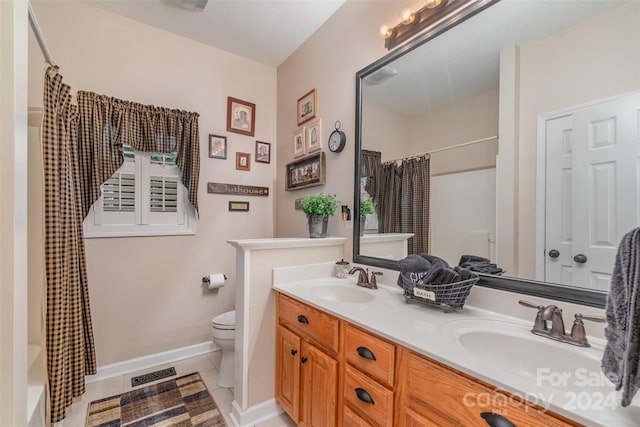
[301, 357, 308, 364]
[297, 315, 309, 324]
[355, 387, 375, 405]
[356, 346, 377, 361]
[480, 412, 516, 427]
[291, 349, 297, 356]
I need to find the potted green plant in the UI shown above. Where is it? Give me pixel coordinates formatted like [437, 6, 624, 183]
[360, 196, 375, 236]
[300, 193, 338, 238]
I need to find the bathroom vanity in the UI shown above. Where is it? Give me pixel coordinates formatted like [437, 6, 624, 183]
[272, 264, 638, 427]
[275, 291, 576, 426]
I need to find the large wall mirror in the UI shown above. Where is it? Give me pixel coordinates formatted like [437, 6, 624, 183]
[354, 0, 640, 307]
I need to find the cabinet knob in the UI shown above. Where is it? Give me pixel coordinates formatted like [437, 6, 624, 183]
[301, 357, 308, 364]
[355, 387, 375, 405]
[480, 412, 516, 427]
[548, 249, 560, 258]
[297, 315, 309, 324]
[290, 349, 297, 356]
[356, 346, 377, 361]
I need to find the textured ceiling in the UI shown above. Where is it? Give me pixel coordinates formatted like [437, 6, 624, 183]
[84, 0, 346, 67]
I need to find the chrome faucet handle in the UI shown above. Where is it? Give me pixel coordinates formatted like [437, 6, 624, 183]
[369, 271, 383, 289]
[575, 313, 606, 323]
[518, 300, 547, 331]
[570, 313, 606, 347]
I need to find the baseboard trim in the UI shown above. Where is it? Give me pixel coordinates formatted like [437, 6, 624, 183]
[229, 399, 283, 427]
[86, 341, 219, 384]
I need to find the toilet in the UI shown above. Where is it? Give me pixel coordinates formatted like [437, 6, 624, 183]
[211, 310, 236, 388]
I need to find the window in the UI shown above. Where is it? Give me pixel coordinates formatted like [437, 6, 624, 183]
[84, 145, 196, 237]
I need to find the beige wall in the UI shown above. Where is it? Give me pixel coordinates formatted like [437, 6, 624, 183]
[28, 1, 277, 366]
[362, 101, 413, 162]
[276, 0, 400, 254]
[515, 1, 640, 279]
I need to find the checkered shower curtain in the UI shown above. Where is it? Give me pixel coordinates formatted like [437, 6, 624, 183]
[42, 68, 201, 423]
[378, 155, 431, 254]
[42, 66, 97, 423]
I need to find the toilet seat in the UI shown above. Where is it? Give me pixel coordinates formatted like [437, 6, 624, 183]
[212, 310, 236, 330]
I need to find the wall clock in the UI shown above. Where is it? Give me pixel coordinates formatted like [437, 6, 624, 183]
[328, 121, 346, 153]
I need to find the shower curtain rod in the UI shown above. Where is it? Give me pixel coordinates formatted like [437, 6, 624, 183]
[383, 135, 498, 163]
[28, 3, 54, 66]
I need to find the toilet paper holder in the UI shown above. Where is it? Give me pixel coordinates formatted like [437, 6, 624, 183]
[202, 274, 228, 283]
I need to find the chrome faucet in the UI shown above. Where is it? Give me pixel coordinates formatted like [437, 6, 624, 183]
[519, 300, 605, 347]
[348, 267, 381, 289]
[541, 305, 566, 337]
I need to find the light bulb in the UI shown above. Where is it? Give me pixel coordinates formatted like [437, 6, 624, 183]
[399, 7, 416, 24]
[425, 0, 443, 8]
[379, 25, 390, 37]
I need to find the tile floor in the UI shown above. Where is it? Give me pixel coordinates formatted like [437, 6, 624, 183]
[60, 351, 296, 427]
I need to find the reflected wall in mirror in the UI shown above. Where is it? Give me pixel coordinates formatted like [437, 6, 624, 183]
[354, 0, 640, 305]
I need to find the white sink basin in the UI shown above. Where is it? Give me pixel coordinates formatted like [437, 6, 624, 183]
[312, 284, 376, 303]
[442, 319, 607, 392]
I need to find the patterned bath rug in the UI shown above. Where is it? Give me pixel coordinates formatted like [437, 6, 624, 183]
[86, 372, 226, 427]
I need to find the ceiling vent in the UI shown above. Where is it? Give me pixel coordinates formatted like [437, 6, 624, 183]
[363, 67, 399, 86]
[174, 0, 208, 11]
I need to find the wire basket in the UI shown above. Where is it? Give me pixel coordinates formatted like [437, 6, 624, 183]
[399, 272, 479, 313]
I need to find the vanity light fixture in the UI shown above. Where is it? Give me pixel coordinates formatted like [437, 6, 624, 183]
[381, 0, 490, 50]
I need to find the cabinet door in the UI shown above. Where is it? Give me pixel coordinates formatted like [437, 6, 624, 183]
[301, 341, 338, 427]
[403, 407, 439, 427]
[276, 325, 301, 422]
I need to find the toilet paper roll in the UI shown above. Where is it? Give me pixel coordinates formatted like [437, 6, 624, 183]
[206, 273, 226, 289]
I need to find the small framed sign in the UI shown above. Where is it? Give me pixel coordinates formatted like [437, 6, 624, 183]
[228, 201, 250, 212]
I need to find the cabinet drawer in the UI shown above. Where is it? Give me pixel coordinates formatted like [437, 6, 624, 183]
[345, 324, 395, 387]
[344, 365, 394, 427]
[405, 352, 578, 426]
[343, 405, 372, 427]
[277, 293, 339, 353]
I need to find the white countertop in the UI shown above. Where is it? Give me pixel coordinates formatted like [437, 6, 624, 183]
[272, 265, 640, 427]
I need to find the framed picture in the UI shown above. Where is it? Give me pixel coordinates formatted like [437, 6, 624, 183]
[297, 89, 317, 126]
[285, 152, 326, 191]
[208, 134, 227, 159]
[228, 201, 250, 212]
[255, 141, 271, 164]
[293, 127, 306, 158]
[306, 118, 322, 153]
[227, 97, 256, 137]
[236, 152, 251, 171]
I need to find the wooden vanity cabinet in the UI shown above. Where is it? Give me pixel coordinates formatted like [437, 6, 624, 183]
[397, 349, 581, 427]
[276, 292, 580, 427]
[276, 294, 339, 426]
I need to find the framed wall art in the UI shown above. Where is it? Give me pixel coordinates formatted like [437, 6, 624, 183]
[228, 201, 250, 212]
[285, 152, 326, 191]
[255, 141, 271, 164]
[208, 134, 227, 159]
[236, 152, 251, 171]
[293, 127, 306, 158]
[306, 118, 322, 153]
[227, 96, 256, 137]
[297, 89, 317, 126]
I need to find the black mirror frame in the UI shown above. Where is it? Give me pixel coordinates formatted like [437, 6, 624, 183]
[353, 0, 606, 309]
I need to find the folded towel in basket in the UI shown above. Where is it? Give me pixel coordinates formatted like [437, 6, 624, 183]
[398, 254, 449, 287]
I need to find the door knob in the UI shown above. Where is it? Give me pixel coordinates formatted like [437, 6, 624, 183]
[548, 249, 560, 258]
[573, 254, 587, 264]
